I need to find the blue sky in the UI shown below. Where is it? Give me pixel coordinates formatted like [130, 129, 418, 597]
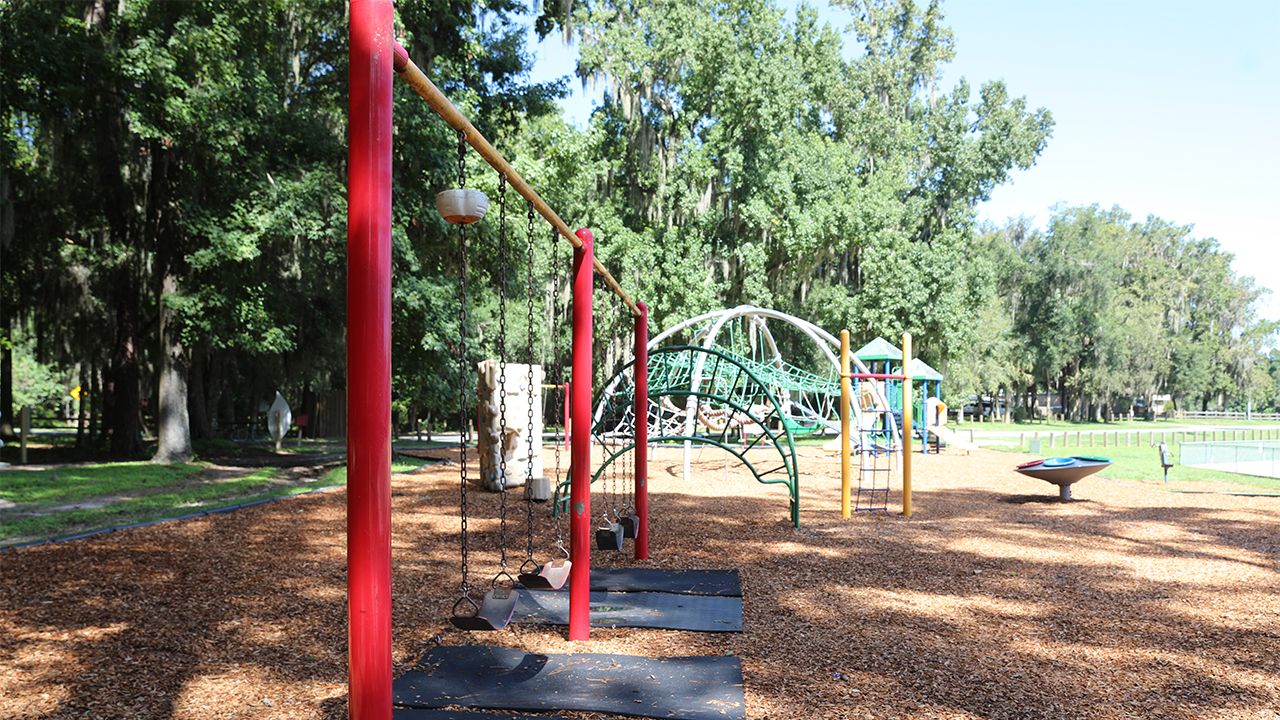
[525, 0, 1280, 322]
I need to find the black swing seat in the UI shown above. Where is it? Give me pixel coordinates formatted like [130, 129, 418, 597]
[449, 587, 521, 631]
[619, 514, 640, 539]
[595, 522, 625, 551]
[518, 558, 571, 590]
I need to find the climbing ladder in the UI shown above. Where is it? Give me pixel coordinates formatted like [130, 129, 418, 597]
[855, 401, 895, 514]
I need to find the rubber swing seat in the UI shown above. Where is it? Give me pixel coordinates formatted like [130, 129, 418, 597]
[619, 514, 640, 539]
[596, 522, 625, 551]
[449, 587, 520, 631]
[518, 558, 571, 590]
[525, 477, 553, 504]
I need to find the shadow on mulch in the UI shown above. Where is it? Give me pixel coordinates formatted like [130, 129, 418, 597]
[996, 493, 1090, 504]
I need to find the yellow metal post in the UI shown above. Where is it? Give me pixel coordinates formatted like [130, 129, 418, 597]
[840, 330, 852, 518]
[901, 333, 913, 518]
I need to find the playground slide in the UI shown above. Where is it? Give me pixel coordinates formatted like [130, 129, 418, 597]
[926, 424, 978, 452]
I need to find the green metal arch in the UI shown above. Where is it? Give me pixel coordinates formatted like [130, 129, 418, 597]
[569, 345, 802, 528]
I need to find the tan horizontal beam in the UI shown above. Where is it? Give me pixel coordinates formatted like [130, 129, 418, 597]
[392, 42, 640, 317]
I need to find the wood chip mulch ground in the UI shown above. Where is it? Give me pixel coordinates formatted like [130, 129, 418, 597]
[2, 446, 1277, 719]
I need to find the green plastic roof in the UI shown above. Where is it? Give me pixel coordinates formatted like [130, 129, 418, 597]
[852, 337, 944, 380]
[909, 358, 944, 381]
[853, 337, 902, 360]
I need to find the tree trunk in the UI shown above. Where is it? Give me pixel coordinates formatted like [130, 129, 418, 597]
[0, 341, 13, 440]
[153, 274, 192, 463]
[300, 381, 315, 439]
[76, 362, 89, 448]
[109, 284, 145, 457]
[187, 350, 214, 441]
[89, 360, 101, 443]
[1057, 373, 1072, 422]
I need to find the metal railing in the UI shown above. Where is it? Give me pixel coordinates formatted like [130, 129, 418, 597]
[1180, 440, 1280, 479]
[1175, 410, 1280, 421]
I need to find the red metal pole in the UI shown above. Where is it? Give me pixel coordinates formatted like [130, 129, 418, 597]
[347, 2, 394, 719]
[569, 229, 594, 641]
[633, 302, 649, 560]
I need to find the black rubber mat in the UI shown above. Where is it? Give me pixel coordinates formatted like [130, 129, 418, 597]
[393, 645, 745, 720]
[568, 567, 741, 596]
[511, 589, 743, 632]
[393, 709, 554, 720]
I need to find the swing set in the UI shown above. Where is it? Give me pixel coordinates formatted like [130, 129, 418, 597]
[393, 45, 650, 633]
[346, 5, 650, 717]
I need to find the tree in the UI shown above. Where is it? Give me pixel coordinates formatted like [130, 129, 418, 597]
[1, 0, 147, 454]
[996, 206, 1274, 421]
[387, 0, 566, 431]
[948, 220, 1034, 418]
[546, 0, 1052, 372]
[3, 0, 567, 459]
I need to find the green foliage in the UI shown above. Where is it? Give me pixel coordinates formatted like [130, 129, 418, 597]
[1261, 350, 1280, 413]
[10, 331, 72, 410]
[2, 0, 558, 444]
[971, 207, 1275, 420]
[7, 0, 1266, 444]
[381, 0, 567, 425]
[548, 0, 1052, 370]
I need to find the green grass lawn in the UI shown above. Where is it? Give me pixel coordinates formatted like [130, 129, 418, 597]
[0, 462, 206, 506]
[2, 466, 282, 542]
[0, 453, 434, 545]
[0, 464, 344, 544]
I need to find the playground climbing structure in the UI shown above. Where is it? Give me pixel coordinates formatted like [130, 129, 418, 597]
[589, 345, 803, 527]
[612, 306, 900, 473]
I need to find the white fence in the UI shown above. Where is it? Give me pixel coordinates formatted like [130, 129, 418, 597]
[1019, 427, 1280, 450]
[1175, 410, 1280, 421]
[1180, 440, 1280, 479]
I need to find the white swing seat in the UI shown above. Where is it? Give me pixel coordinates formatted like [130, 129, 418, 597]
[525, 476, 553, 503]
[519, 557, 571, 590]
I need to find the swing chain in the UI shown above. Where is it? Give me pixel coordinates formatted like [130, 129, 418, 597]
[456, 131, 472, 598]
[602, 292, 614, 521]
[526, 201, 537, 458]
[496, 171, 511, 582]
[497, 172, 509, 488]
[456, 129, 467, 189]
[525, 202, 538, 564]
[550, 228, 566, 550]
[600, 283, 616, 526]
[623, 299, 635, 516]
